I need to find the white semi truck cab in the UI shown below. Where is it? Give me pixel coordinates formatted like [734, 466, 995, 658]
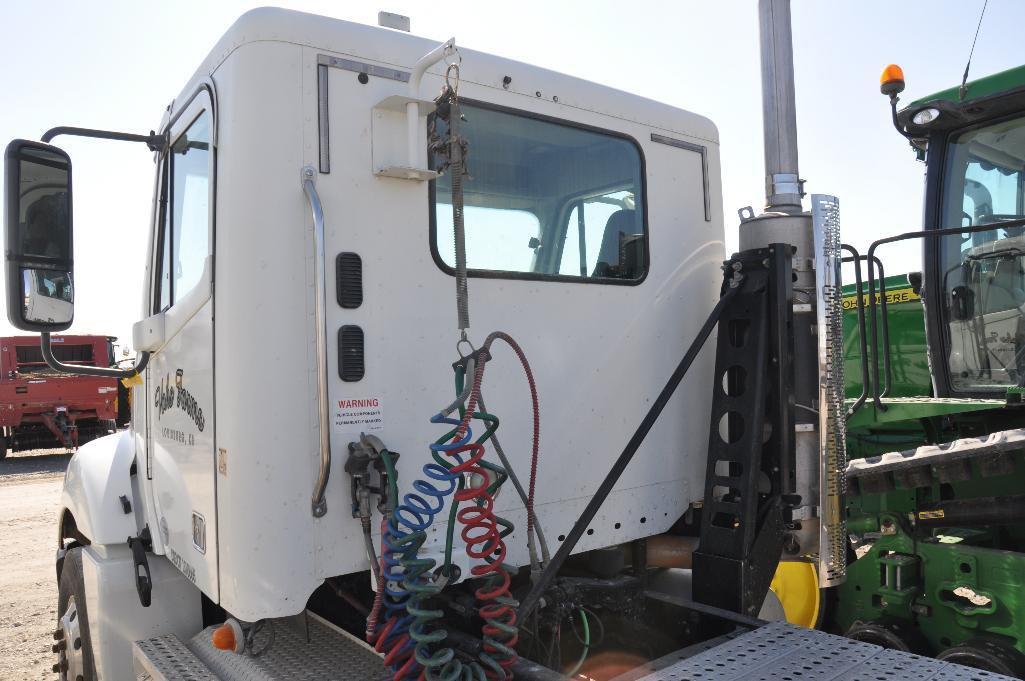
[2, 5, 1011, 681]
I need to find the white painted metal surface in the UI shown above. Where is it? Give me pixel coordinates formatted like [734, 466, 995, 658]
[109, 7, 724, 623]
[82, 545, 202, 681]
[60, 431, 138, 545]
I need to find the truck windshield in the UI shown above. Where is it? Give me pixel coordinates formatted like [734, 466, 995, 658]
[939, 115, 1025, 391]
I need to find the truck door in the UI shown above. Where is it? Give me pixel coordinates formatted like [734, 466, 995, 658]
[144, 90, 218, 598]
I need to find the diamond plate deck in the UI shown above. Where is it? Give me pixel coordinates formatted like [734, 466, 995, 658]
[189, 613, 386, 681]
[631, 622, 1013, 680]
[133, 613, 386, 681]
[133, 634, 218, 681]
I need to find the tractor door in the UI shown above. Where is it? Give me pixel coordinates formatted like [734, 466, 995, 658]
[143, 89, 218, 599]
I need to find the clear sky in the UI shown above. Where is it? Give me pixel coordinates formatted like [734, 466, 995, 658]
[1, 0, 1023, 349]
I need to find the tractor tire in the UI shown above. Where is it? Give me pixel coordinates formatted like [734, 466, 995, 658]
[846, 618, 929, 655]
[937, 638, 1025, 678]
[55, 547, 97, 681]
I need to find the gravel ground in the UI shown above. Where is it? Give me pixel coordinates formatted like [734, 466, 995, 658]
[1, 449, 70, 681]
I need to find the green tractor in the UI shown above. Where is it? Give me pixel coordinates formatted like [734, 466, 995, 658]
[830, 64, 1025, 676]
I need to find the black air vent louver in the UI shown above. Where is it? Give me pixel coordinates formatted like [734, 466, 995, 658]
[336, 252, 363, 309]
[338, 325, 365, 382]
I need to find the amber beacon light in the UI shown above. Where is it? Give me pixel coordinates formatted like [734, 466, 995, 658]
[880, 63, 905, 97]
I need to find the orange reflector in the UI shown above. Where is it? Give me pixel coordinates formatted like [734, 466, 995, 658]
[211, 622, 238, 652]
[880, 64, 905, 96]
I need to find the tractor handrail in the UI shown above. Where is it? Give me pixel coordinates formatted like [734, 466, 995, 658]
[863, 217, 1025, 412]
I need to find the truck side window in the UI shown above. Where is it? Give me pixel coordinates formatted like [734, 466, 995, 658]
[429, 103, 646, 283]
[157, 177, 171, 312]
[154, 110, 212, 312]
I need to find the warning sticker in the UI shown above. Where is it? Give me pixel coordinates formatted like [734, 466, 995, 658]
[334, 397, 384, 433]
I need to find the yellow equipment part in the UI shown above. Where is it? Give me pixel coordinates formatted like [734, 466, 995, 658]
[769, 561, 822, 628]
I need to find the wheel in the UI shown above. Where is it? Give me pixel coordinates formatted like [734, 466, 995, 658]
[0, 435, 7, 460]
[55, 547, 96, 681]
[937, 638, 1025, 678]
[846, 618, 929, 655]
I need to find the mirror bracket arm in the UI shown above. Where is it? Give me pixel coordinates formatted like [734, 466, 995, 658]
[40, 127, 167, 153]
[40, 332, 150, 379]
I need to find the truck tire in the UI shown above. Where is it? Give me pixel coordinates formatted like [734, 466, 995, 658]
[55, 547, 96, 681]
[0, 435, 6, 460]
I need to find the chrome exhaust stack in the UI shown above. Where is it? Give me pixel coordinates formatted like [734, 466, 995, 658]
[740, 0, 846, 587]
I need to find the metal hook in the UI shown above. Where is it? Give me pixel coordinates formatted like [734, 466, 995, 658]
[443, 44, 462, 67]
[445, 62, 461, 95]
[456, 335, 475, 359]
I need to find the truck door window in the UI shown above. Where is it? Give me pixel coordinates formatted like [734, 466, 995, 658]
[429, 103, 646, 283]
[154, 110, 212, 311]
[938, 115, 1025, 391]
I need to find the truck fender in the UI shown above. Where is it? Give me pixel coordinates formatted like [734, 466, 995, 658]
[81, 544, 203, 681]
[58, 431, 139, 550]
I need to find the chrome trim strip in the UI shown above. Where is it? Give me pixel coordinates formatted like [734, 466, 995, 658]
[317, 65, 330, 173]
[317, 54, 410, 83]
[650, 132, 711, 222]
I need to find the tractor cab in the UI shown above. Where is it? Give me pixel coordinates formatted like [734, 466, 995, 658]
[902, 66, 1025, 396]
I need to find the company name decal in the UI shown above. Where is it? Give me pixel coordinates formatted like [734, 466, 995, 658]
[155, 368, 206, 432]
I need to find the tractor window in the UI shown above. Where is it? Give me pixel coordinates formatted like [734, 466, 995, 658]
[938, 115, 1025, 391]
[429, 103, 646, 283]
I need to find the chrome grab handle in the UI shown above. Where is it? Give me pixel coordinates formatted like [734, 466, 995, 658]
[302, 166, 332, 517]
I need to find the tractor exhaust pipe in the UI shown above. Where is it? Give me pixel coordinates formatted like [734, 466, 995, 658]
[759, 0, 802, 213]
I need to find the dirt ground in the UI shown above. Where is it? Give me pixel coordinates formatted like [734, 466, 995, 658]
[1, 449, 70, 681]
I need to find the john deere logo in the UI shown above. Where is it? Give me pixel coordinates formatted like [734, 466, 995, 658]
[841, 287, 920, 311]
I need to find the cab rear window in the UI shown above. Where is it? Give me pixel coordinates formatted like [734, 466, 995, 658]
[429, 103, 646, 283]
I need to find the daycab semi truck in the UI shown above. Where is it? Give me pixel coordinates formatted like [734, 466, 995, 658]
[3, 3, 1014, 681]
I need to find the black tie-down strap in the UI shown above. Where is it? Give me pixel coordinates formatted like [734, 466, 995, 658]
[693, 244, 796, 618]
